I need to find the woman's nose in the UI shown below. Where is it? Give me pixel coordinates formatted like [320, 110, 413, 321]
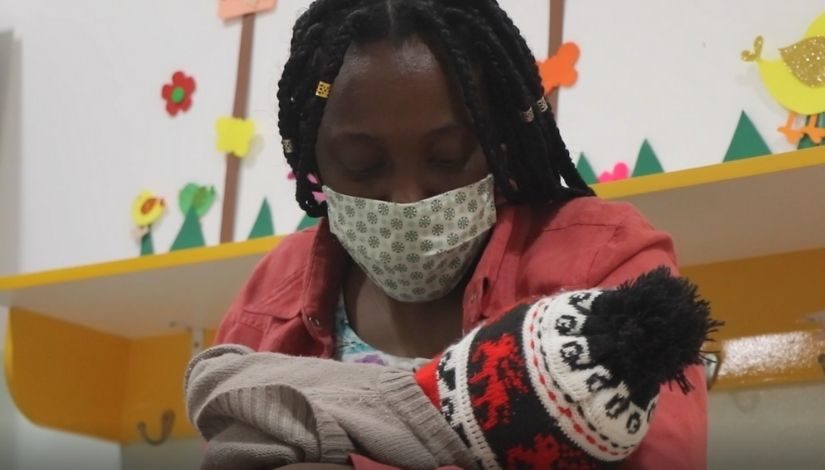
[388, 182, 430, 204]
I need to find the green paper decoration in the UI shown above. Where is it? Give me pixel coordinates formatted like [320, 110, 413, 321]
[140, 232, 155, 256]
[798, 114, 825, 150]
[171, 207, 206, 251]
[171, 87, 185, 104]
[297, 214, 320, 231]
[632, 140, 664, 177]
[724, 111, 771, 162]
[249, 199, 275, 239]
[179, 183, 217, 218]
[576, 153, 598, 185]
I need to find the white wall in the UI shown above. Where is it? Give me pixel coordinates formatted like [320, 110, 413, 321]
[0, 0, 822, 274]
[2, 1, 825, 469]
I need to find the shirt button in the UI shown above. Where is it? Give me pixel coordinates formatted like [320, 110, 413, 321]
[307, 316, 321, 328]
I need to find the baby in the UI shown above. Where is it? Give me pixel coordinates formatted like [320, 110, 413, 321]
[186, 267, 719, 469]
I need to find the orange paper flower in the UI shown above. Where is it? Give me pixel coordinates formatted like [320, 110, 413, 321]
[538, 42, 580, 94]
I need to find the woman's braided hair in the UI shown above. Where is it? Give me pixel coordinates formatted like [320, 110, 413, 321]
[278, 0, 594, 217]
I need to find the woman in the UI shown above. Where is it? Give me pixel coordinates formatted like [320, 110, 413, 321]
[195, 0, 707, 468]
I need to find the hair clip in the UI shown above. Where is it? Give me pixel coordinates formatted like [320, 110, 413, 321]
[519, 106, 535, 123]
[282, 139, 295, 154]
[315, 81, 332, 99]
[536, 96, 549, 113]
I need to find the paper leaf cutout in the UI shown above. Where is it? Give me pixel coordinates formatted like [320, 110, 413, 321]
[576, 153, 598, 185]
[799, 114, 825, 149]
[219, 0, 276, 20]
[248, 199, 275, 239]
[179, 183, 217, 217]
[161, 71, 196, 116]
[296, 214, 320, 231]
[216, 117, 255, 157]
[140, 232, 155, 256]
[724, 111, 771, 162]
[538, 42, 580, 94]
[171, 207, 206, 251]
[598, 162, 630, 183]
[633, 140, 664, 177]
[131, 191, 166, 227]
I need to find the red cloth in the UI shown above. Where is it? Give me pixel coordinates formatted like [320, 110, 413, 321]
[351, 454, 463, 469]
[215, 197, 707, 470]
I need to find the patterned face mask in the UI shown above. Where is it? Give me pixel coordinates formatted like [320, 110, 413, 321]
[323, 175, 497, 303]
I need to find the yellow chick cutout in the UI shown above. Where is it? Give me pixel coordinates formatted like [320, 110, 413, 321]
[743, 12, 825, 145]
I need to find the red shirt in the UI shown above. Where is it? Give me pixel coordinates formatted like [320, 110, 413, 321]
[216, 196, 707, 469]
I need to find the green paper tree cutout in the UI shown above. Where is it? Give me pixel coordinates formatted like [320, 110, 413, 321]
[140, 232, 155, 256]
[798, 114, 825, 150]
[169, 183, 217, 251]
[248, 199, 275, 239]
[296, 214, 320, 231]
[632, 140, 664, 177]
[576, 153, 598, 185]
[724, 111, 771, 162]
[171, 207, 206, 251]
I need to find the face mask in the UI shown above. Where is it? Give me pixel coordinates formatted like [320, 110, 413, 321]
[323, 175, 497, 303]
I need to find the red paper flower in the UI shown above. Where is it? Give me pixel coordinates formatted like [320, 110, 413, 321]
[161, 71, 196, 116]
[598, 162, 630, 183]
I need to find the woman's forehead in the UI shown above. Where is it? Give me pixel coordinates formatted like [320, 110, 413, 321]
[321, 37, 471, 134]
[342, 37, 442, 77]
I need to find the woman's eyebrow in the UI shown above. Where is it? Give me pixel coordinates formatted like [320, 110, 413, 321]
[327, 122, 471, 142]
[426, 123, 472, 139]
[326, 130, 382, 145]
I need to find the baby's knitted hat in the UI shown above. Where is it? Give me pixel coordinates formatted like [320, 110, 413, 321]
[415, 267, 719, 469]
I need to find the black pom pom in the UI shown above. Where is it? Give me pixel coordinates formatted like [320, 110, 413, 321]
[586, 266, 723, 397]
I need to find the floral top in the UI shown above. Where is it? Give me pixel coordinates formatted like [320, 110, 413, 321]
[333, 296, 429, 372]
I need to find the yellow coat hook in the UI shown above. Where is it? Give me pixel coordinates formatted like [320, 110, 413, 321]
[136, 409, 175, 446]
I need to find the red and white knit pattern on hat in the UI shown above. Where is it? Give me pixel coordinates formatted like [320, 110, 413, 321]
[433, 290, 659, 470]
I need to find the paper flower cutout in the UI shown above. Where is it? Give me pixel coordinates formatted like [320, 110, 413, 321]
[179, 183, 217, 217]
[538, 42, 580, 94]
[598, 162, 629, 183]
[216, 117, 255, 157]
[132, 191, 166, 227]
[161, 71, 196, 116]
[287, 171, 326, 202]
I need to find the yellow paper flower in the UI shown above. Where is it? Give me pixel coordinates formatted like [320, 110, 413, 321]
[132, 191, 166, 227]
[216, 117, 255, 158]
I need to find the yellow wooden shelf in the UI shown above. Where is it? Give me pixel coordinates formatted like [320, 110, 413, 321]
[2, 148, 824, 444]
[1, 237, 283, 443]
[595, 146, 825, 266]
[0, 236, 282, 338]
